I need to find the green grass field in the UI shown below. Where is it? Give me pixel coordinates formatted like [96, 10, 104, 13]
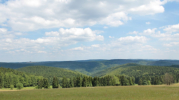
[1, 85, 179, 100]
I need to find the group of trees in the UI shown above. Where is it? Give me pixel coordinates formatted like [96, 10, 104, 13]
[138, 73, 178, 85]
[36, 76, 59, 89]
[0, 67, 43, 89]
[60, 75, 135, 88]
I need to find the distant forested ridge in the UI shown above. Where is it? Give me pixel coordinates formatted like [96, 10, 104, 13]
[0, 67, 43, 88]
[17, 66, 86, 84]
[1, 59, 179, 75]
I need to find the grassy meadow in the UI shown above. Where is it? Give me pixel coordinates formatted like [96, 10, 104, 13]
[1, 85, 179, 100]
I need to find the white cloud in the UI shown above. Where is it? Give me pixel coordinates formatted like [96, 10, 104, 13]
[91, 44, 99, 48]
[71, 47, 84, 51]
[0, 28, 7, 33]
[128, 31, 138, 35]
[163, 23, 179, 33]
[159, 33, 179, 41]
[140, 45, 158, 51]
[164, 42, 179, 47]
[129, 0, 165, 15]
[131, 26, 179, 42]
[0, 28, 15, 39]
[14, 32, 23, 35]
[103, 26, 108, 29]
[0, 0, 171, 31]
[38, 51, 47, 53]
[118, 36, 147, 44]
[146, 22, 151, 24]
[51, 28, 105, 41]
[101, 12, 131, 26]
[143, 28, 157, 35]
[0, 28, 104, 54]
[109, 36, 114, 38]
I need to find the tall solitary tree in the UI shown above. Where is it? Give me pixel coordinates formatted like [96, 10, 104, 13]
[164, 73, 174, 85]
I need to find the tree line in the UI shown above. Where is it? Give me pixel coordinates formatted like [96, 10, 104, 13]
[138, 73, 179, 85]
[60, 75, 135, 88]
[0, 67, 43, 89]
[35, 75, 135, 89]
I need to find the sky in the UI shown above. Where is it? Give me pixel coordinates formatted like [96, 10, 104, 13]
[0, 0, 179, 62]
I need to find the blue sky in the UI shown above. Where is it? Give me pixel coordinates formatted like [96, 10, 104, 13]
[0, 0, 179, 62]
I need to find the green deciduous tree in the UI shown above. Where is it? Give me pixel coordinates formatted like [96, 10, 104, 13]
[164, 73, 174, 85]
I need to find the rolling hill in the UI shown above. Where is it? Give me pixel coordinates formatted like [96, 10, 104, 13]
[92, 63, 179, 78]
[1, 59, 179, 75]
[17, 66, 86, 83]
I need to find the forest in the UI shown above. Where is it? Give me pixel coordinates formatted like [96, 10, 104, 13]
[0, 67, 136, 89]
[1, 62, 179, 89]
[17, 66, 85, 84]
[0, 67, 43, 89]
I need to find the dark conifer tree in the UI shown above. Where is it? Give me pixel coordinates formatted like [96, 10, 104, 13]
[62, 77, 68, 88]
[76, 76, 82, 87]
[92, 77, 99, 86]
[120, 75, 125, 86]
[43, 78, 49, 89]
[73, 77, 77, 87]
[37, 79, 44, 89]
[69, 78, 74, 88]
[52, 77, 59, 88]
[82, 76, 88, 87]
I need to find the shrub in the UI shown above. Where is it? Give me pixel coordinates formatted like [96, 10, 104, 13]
[10, 85, 14, 90]
[16, 83, 23, 90]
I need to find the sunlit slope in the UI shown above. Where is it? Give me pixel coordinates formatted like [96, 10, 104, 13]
[92, 63, 179, 77]
[17, 66, 85, 79]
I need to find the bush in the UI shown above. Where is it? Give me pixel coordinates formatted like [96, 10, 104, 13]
[16, 83, 23, 90]
[10, 85, 14, 90]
